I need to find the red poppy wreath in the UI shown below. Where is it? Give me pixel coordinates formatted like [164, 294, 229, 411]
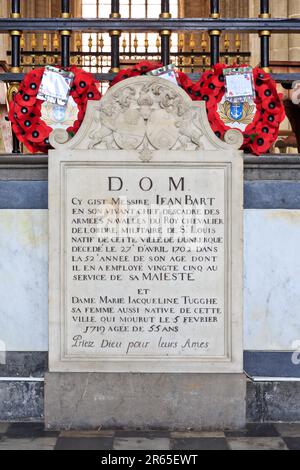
[9, 61, 284, 155]
[188, 63, 285, 155]
[111, 61, 285, 155]
[8, 66, 101, 153]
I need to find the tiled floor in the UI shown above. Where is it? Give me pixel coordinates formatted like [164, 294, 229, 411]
[0, 423, 300, 450]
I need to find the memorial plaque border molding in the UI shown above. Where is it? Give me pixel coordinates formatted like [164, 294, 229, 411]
[48, 76, 244, 374]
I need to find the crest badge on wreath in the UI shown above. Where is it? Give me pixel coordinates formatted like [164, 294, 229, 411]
[218, 97, 257, 131]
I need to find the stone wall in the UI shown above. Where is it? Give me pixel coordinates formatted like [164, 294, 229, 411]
[1, 156, 300, 422]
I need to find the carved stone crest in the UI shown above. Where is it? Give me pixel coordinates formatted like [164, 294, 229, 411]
[50, 76, 243, 153]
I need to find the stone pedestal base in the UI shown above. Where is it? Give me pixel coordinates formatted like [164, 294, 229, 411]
[45, 373, 246, 430]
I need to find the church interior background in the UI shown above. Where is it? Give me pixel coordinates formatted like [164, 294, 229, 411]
[1, 0, 300, 451]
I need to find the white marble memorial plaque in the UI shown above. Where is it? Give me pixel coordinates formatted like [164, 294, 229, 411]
[49, 76, 244, 372]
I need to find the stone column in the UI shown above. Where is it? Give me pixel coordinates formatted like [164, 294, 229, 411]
[288, 0, 300, 62]
[21, 0, 35, 17]
[0, 0, 9, 63]
[270, 0, 288, 62]
[72, 0, 82, 17]
[249, 0, 261, 67]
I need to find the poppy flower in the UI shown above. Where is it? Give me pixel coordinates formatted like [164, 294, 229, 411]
[204, 80, 221, 97]
[21, 68, 44, 93]
[263, 104, 285, 125]
[253, 68, 269, 82]
[261, 95, 282, 114]
[210, 73, 225, 88]
[86, 85, 101, 100]
[28, 121, 52, 143]
[17, 104, 39, 119]
[256, 83, 277, 100]
[18, 116, 41, 132]
[248, 134, 273, 155]
[254, 75, 268, 88]
[13, 102, 34, 117]
[199, 70, 211, 84]
[19, 81, 39, 97]
[191, 83, 202, 100]
[73, 71, 93, 95]
[256, 122, 277, 136]
[15, 91, 36, 107]
[200, 86, 218, 109]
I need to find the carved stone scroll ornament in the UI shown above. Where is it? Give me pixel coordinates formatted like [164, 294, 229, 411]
[50, 76, 243, 154]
